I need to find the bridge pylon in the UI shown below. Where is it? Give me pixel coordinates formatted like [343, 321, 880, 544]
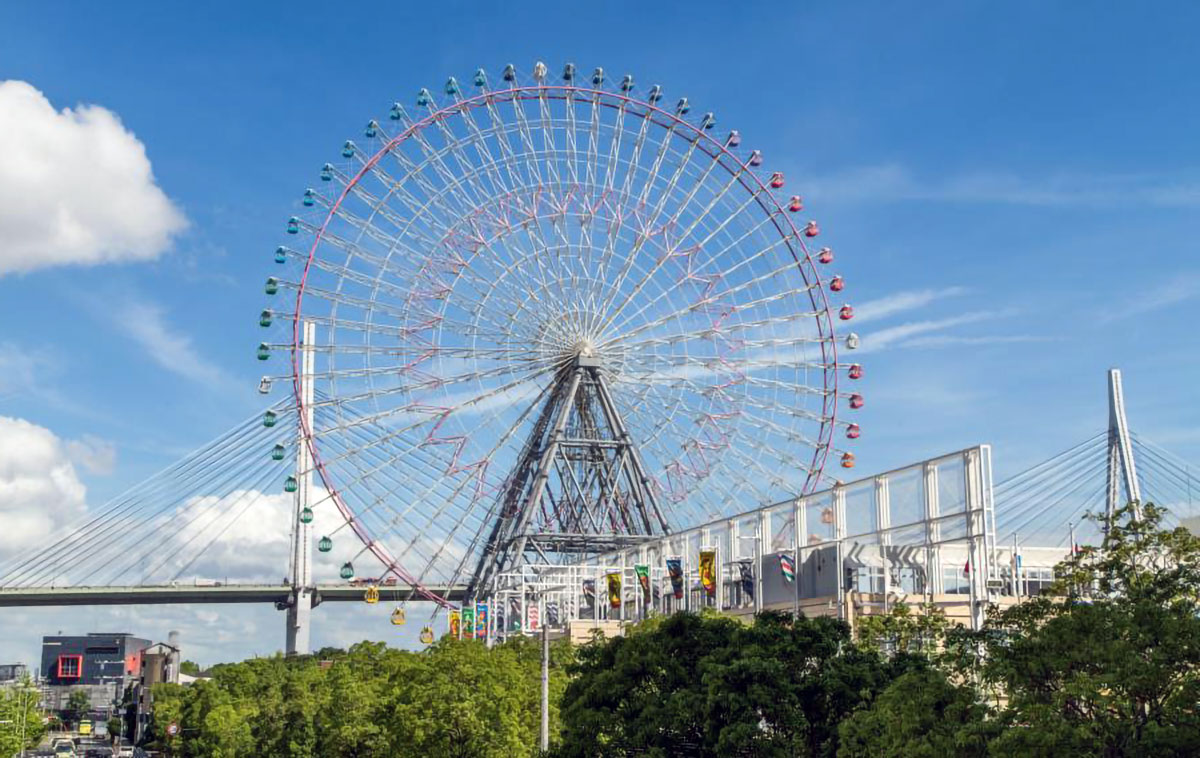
[286, 320, 317, 655]
[1105, 368, 1143, 522]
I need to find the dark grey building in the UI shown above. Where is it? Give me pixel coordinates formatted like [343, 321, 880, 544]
[40, 632, 150, 687]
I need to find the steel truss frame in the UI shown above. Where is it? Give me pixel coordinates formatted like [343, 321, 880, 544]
[467, 356, 671, 599]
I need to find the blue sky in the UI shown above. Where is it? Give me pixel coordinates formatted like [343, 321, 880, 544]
[0, 1, 1198, 664]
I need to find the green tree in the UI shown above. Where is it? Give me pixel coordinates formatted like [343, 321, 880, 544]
[854, 602, 950, 657]
[0, 677, 46, 756]
[981, 503, 1200, 756]
[65, 688, 90, 726]
[837, 668, 994, 757]
[555, 611, 917, 757]
[179, 660, 201, 676]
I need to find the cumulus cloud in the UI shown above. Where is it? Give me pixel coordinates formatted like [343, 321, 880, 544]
[65, 434, 118, 475]
[0, 80, 186, 275]
[144, 487, 373, 586]
[0, 416, 89, 559]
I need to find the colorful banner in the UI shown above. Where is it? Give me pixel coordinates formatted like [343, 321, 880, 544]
[738, 561, 754, 599]
[607, 572, 622, 609]
[666, 558, 684, 599]
[699, 550, 717, 597]
[461, 607, 474, 639]
[528, 604, 540, 631]
[475, 603, 488, 639]
[635, 564, 651, 603]
[779, 552, 796, 583]
[449, 609, 461, 639]
[546, 602, 560, 627]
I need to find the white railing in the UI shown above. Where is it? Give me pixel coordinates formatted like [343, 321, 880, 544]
[483, 445, 997, 638]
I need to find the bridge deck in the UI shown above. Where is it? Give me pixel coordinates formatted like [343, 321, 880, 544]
[0, 584, 466, 607]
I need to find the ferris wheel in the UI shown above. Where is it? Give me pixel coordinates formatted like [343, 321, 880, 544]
[258, 61, 862, 603]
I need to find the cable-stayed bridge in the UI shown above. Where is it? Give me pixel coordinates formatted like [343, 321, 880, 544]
[0, 369, 1195, 652]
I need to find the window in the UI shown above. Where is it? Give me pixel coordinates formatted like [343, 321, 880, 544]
[57, 654, 82, 679]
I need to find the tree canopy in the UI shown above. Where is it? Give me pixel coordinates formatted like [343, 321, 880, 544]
[149, 635, 572, 758]
[140, 502, 1200, 756]
[0, 677, 45, 756]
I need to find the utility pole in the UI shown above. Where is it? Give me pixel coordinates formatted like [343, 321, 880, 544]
[540, 622, 549, 753]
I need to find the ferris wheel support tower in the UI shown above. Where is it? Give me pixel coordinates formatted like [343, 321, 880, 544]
[467, 353, 670, 599]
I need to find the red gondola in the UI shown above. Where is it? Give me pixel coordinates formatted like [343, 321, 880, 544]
[788, 195, 803, 212]
[846, 423, 861, 439]
[770, 172, 785, 188]
[829, 275, 844, 292]
[839, 305, 854, 321]
[805, 221, 820, 237]
[849, 393, 864, 409]
[848, 364, 863, 380]
[817, 247, 833, 264]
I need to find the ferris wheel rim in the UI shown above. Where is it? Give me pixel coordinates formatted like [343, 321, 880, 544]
[286, 76, 843, 600]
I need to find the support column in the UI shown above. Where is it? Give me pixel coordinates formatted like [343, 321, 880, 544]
[286, 320, 316, 655]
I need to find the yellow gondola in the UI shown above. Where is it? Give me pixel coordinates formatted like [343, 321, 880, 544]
[419, 626, 434, 644]
[390, 607, 406, 626]
[364, 585, 379, 604]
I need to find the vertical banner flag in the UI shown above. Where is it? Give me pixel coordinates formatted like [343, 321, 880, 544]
[547, 602, 560, 627]
[635, 564, 651, 603]
[582, 579, 596, 608]
[475, 603, 488, 639]
[528, 603, 540, 631]
[607, 572, 622, 609]
[449, 610, 461, 639]
[779, 552, 796, 583]
[699, 549, 717, 597]
[508, 598, 522, 632]
[666, 558, 685, 599]
[738, 561, 755, 599]
[461, 607, 474, 639]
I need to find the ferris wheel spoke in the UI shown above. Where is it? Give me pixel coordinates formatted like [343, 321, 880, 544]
[385, 380, 554, 585]
[608, 384, 776, 517]
[600, 252, 810, 347]
[601, 216, 797, 339]
[595, 164, 748, 335]
[311, 361, 560, 444]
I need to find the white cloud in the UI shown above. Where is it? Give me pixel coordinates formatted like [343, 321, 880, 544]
[1099, 271, 1200, 323]
[806, 163, 1200, 209]
[853, 310, 1011, 354]
[895, 334, 1049, 349]
[65, 434, 117, 475]
[853, 287, 967, 325]
[0, 80, 186, 275]
[109, 299, 231, 386]
[143, 487, 374, 586]
[0, 416, 88, 560]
